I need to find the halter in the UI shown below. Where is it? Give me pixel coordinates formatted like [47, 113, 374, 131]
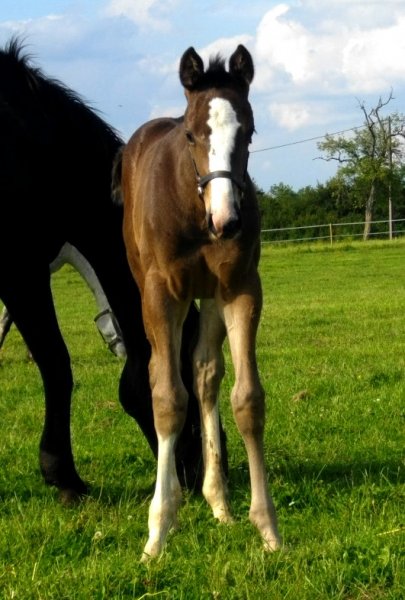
[188, 144, 248, 197]
[198, 170, 246, 196]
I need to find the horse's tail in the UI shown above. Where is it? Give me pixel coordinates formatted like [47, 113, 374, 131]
[111, 145, 124, 205]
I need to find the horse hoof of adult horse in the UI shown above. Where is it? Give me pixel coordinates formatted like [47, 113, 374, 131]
[58, 486, 88, 507]
[40, 449, 88, 498]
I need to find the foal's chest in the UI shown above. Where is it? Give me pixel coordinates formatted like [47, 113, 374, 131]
[166, 240, 244, 301]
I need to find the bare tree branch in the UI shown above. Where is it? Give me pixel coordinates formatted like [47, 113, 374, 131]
[316, 90, 405, 239]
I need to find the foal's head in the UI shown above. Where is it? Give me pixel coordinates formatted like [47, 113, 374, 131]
[179, 45, 255, 240]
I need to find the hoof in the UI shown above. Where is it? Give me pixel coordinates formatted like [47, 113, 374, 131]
[59, 487, 87, 506]
[214, 509, 234, 524]
[263, 534, 283, 552]
[140, 541, 161, 563]
[140, 551, 152, 564]
[40, 450, 89, 500]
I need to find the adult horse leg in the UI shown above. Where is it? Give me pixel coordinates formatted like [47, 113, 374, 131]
[193, 299, 232, 522]
[59, 243, 126, 358]
[141, 275, 190, 560]
[221, 273, 281, 551]
[0, 304, 13, 349]
[1, 265, 86, 503]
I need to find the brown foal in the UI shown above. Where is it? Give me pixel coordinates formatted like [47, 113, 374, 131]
[120, 44, 281, 560]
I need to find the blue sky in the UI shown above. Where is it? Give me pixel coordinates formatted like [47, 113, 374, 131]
[1, 0, 405, 191]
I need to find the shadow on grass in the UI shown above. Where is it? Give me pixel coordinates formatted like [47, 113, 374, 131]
[271, 457, 403, 485]
[228, 455, 404, 512]
[1, 452, 402, 514]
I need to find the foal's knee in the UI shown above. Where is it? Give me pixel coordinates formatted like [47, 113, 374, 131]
[152, 382, 188, 438]
[231, 383, 265, 436]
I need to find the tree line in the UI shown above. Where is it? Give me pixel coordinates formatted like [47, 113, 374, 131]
[257, 93, 405, 242]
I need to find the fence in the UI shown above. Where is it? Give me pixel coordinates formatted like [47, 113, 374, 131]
[261, 218, 405, 245]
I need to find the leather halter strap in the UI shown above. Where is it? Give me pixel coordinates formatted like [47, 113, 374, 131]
[188, 146, 248, 197]
[198, 170, 246, 195]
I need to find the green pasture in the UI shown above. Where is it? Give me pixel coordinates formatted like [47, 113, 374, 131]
[0, 239, 404, 599]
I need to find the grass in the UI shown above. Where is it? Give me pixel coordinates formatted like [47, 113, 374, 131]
[0, 239, 404, 599]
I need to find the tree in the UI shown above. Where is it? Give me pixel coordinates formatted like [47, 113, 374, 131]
[257, 182, 297, 236]
[317, 92, 405, 239]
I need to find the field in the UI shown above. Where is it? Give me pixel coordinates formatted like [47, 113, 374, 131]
[0, 240, 404, 599]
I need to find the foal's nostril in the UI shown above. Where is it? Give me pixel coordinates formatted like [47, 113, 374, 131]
[208, 210, 241, 240]
[222, 215, 241, 239]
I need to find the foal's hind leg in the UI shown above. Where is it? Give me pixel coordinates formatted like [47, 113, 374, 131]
[193, 299, 232, 522]
[222, 274, 281, 551]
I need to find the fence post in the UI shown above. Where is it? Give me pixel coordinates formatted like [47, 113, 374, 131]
[388, 116, 393, 241]
[329, 223, 333, 245]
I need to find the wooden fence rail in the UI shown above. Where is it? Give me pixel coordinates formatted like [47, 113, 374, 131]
[261, 218, 405, 244]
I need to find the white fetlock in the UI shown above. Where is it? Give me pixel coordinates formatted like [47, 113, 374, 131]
[140, 535, 163, 563]
[262, 530, 282, 552]
[212, 505, 234, 524]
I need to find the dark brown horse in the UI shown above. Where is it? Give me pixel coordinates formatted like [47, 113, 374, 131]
[119, 45, 281, 559]
[0, 38, 214, 504]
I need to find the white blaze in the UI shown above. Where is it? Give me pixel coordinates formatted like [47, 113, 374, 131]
[207, 98, 240, 232]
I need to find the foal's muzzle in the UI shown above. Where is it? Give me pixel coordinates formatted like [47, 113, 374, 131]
[196, 170, 244, 240]
[208, 205, 242, 240]
[189, 153, 247, 240]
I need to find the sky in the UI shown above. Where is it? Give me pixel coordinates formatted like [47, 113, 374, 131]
[1, 0, 405, 191]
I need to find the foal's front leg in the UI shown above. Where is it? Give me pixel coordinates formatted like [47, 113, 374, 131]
[222, 273, 281, 551]
[141, 277, 189, 561]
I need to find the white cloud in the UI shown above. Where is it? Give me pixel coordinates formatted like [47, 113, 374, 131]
[269, 101, 311, 131]
[255, 4, 311, 86]
[198, 35, 254, 67]
[342, 16, 405, 92]
[0, 13, 89, 56]
[137, 54, 174, 76]
[253, 2, 405, 96]
[138, 35, 255, 92]
[105, 0, 178, 31]
[2, 0, 405, 190]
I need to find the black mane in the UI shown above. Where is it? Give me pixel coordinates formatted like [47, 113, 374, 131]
[0, 37, 122, 151]
[207, 54, 227, 73]
[195, 53, 242, 91]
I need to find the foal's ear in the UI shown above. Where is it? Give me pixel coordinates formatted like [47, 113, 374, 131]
[229, 44, 254, 89]
[179, 47, 205, 90]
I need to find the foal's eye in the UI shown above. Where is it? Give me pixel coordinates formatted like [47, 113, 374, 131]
[185, 130, 195, 145]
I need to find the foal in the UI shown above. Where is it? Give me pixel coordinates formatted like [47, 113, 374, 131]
[121, 44, 281, 559]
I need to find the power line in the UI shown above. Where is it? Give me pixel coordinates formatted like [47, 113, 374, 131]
[250, 124, 365, 154]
